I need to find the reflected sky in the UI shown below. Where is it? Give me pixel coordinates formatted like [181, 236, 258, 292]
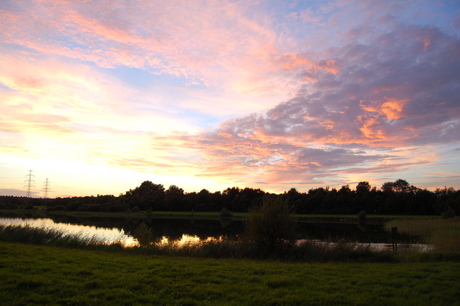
[0, 217, 219, 247]
[0, 217, 137, 246]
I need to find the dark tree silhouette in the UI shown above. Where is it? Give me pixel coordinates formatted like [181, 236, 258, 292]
[4, 178, 458, 217]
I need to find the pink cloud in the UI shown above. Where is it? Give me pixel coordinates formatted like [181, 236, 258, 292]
[150, 19, 460, 188]
[0, 0, 284, 89]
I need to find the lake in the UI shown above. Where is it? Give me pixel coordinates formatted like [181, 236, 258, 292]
[0, 213, 430, 250]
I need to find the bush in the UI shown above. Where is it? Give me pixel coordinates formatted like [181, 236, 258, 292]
[86, 204, 103, 212]
[76, 205, 87, 211]
[358, 210, 367, 222]
[441, 207, 455, 219]
[134, 222, 153, 246]
[357, 210, 367, 231]
[219, 207, 233, 218]
[65, 203, 80, 211]
[46, 205, 66, 211]
[105, 205, 126, 213]
[245, 196, 297, 258]
[2, 204, 18, 209]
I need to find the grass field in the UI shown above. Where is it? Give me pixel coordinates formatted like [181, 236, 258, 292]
[1, 242, 459, 305]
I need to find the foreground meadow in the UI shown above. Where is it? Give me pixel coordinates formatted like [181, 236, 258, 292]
[1, 242, 459, 305]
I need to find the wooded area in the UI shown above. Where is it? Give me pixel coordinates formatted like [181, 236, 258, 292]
[1, 179, 458, 216]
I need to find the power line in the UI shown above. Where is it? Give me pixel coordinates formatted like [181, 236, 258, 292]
[24, 170, 35, 198]
[42, 178, 51, 199]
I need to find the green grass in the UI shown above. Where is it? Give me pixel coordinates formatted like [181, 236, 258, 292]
[1, 242, 459, 305]
[385, 217, 460, 251]
[0, 208, 250, 221]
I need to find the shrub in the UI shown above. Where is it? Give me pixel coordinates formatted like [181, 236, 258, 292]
[46, 205, 66, 211]
[77, 205, 88, 211]
[65, 203, 80, 211]
[86, 204, 103, 212]
[245, 196, 297, 258]
[2, 204, 18, 209]
[134, 222, 153, 246]
[105, 204, 126, 212]
[357, 210, 367, 231]
[219, 207, 233, 218]
[441, 207, 456, 219]
[358, 210, 367, 223]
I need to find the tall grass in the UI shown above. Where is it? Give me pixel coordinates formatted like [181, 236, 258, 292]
[0, 224, 124, 250]
[385, 217, 460, 251]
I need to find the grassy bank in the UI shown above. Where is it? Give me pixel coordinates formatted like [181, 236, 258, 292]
[1, 242, 459, 305]
[385, 217, 460, 251]
[0, 208, 439, 222]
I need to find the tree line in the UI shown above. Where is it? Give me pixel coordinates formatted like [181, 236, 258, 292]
[0, 179, 458, 216]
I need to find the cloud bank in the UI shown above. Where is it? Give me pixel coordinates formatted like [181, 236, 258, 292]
[155, 16, 460, 188]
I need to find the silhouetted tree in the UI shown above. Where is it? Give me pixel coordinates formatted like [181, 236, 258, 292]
[164, 185, 184, 211]
[123, 181, 165, 211]
[356, 181, 371, 194]
[6, 177, 457, 216]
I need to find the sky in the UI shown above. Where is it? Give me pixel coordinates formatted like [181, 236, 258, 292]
[1, 0, 460, 198]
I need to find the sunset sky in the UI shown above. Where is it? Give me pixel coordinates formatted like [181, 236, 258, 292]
[1, 0, 460, 198]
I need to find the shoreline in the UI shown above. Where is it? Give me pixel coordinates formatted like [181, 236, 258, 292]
[0, 208, 439, 223]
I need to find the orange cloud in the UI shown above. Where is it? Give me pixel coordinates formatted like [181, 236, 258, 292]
[357, 116, 386, 140]
[381, 98, 409, 120]
[359, 98, 409, 121]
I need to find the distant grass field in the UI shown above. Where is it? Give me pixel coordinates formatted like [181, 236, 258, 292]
[0, 207, 441, 221]
[1, 242, 459, 305]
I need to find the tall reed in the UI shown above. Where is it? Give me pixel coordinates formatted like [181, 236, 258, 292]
[0, 224, 123, 249]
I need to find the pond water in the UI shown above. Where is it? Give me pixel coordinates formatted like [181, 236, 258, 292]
[0, 214, 430, 250]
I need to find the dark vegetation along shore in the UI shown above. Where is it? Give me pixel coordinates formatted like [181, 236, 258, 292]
[1, 178, 459, 217]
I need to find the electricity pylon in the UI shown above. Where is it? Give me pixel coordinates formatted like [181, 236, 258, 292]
[42, 178, 51, 199]
[24, 170, 35, 198]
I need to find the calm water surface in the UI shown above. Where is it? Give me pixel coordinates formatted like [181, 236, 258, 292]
[0, 214, 429, 250]
[0, 217, 137, 246]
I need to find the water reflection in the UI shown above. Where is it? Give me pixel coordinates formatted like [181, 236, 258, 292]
[0, 214, 428, 250]
[0, 217, 230, 247]
[158, 234, 223, 246]
[0, 217, 137, 246]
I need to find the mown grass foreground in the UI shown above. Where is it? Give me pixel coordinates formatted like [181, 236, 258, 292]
[1, 242, 459, 305]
